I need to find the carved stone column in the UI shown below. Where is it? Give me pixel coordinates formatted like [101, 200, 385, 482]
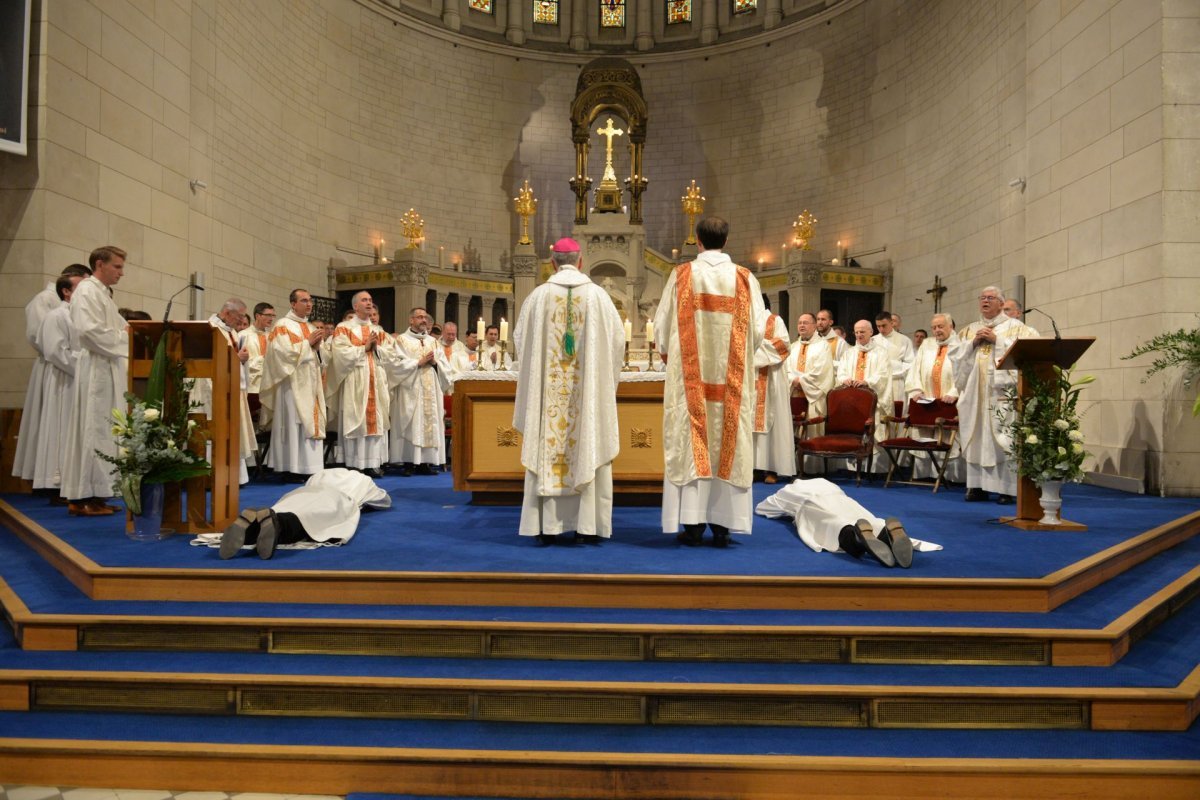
[635, 0, 654, 50]
[569, 137, 593, 225]
[441, 0, 461, 30]
[392, 248, 431, 325]
[625, 137, 648, 225]
[699, 0, 718, 45]
[763, 0, 782, 29]
[787, 249, 823, 322]
[570, 0, 588, 51]
[512, 242, 538, 323]
[506, 0, 526, 44]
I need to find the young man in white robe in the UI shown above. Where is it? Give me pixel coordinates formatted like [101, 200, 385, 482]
[259, 289, 328, 481]
[13, 263, 91, 487]
[513, 237, 624, 544]
[815, 308, 848, 364]
[835, 319, 894, 471]
[752, 312, 794, 484]
[388, 306, 451, 476]
[242, 302, 275, 397]
[654, 217, 770, 547]
[477, 324, 506, 371]
[902, 312, 964, 482]
[327, 291, 396, 476]
[950, 285, 1039, 504]
[31, 274, 84, 500]
[191, 298, 256, 484]
[61, 246, 130, 516]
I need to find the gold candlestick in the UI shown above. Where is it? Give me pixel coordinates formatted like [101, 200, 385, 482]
[401, 208, 425, 249]
[681, 180, 706, 245]
[514, 179, 537, 245]
[792, 210, 817, 251]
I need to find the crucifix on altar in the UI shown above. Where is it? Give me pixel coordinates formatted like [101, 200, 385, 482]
[593, 117, 625, 214]
[926, 274, 948, 312]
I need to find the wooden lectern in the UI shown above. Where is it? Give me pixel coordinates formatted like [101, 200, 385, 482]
[128, 321, 240, 533]
[996, 336, 1095, 531]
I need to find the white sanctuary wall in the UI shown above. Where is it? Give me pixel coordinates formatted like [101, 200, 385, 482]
[0, 0, 1195, 493]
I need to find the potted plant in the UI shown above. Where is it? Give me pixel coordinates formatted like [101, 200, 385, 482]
[1122, 323, 1200, 416]
[1000, 368, 1094, 525]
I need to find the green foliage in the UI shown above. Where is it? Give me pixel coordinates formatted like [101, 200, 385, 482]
[1000, 368, 1094, 484]
[1122, 322, 1200, 416]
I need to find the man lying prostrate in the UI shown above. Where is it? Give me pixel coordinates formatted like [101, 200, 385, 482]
[194, 468, 391, 559]
[755, 478, 941, 568]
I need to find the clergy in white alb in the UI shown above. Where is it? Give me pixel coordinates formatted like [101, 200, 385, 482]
[191, 299, 256, 484]
[836, 319, 894, 470]
[752, 312, 795, 482]
[259, 289, 328, 477]
[903, 312, 964, 482]
[436, 322, 473, 387]
[13, 263, 91, 484]
[788, 312, 836, 422]
[872, 311, 915, 415]
[242, 302, 275, 398]
[950, 286, 1039, 502]
[61, 247, 130, 514]
[513, 237, 624, 540]
[326, 291, 396, 472]
[388, 307, 451, 475]
[478, 325, 506, 371]
[653, 217, 769, 544]
[31, 275, 83, 492]
[816, 308, 849, 364]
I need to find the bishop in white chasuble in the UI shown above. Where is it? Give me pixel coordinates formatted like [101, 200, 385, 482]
[513, 238, 624, 540]
[654, 219, 769, 541]
[752, 312, 795, 480]
[388, 307, 451, 471]
[259, 290, 328, 476]
[327, 291, 396, 472]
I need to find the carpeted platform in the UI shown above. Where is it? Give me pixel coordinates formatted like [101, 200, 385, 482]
[4, 473, 1198, 579]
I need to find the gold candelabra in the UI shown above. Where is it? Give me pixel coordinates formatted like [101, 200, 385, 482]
[681, 180, 706, 245]
[792, 210, 817, 251]
[514, 180, 537, 246]
[401, 208, 425, 249]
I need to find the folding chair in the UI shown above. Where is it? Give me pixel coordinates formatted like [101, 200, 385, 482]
[879, 398, 959, 492]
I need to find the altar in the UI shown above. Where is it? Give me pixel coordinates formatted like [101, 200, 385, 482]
[451, 373, 665, 504]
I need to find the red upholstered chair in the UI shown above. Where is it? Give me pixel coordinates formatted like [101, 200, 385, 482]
[444, 394, 455, 463]
[879, 398, 959, 492]
[795, 386, 877, 486]
[790, 394, 809, 437]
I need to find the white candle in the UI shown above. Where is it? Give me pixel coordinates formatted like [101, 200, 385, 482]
[645, 321, 654, 343]
[477, 317, 484, 340]
[438, 246, 444, 270]
[624, 319, 632, 342]
[500, 317, 509, 342]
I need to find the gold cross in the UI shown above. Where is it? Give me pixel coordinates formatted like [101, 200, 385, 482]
[596, 117, 624, 147]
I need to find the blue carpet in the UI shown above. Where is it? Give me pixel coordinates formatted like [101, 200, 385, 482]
[2, 521, 1198, 630]
[1, 709, 1198, 759]
[3, 473, 1197, 578]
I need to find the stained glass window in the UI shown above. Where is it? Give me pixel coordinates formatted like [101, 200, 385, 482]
[666, 0, 691, 23]
[469, 0, 493, 13]
[534, 0, 559, 23]
[601, 0, 625, 27]
[733, 0, 756, 12]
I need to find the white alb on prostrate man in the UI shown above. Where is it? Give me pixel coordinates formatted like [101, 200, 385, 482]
[951, 286, 1039, 504]
[654, 217, 770, 547]
[61, 246, 130, 516]
[513, 237, 624, 544]
[327, 291, 396, 477]
[752, 312, 795, 484]
[259, 289, 328, 481]
[389, 307, 451, 476]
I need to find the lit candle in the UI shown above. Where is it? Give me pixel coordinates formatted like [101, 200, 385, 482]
[477, 317, 484, 340]
[438, 246, 444, 270]
[671, 248, 679, 260]
[499, 317, 509, 343]
[645, 321, 654, 343]
[624, 319, 632, 342]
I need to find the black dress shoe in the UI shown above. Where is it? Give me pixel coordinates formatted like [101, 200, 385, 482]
[363, 467, 384, 479]
[996, 494, 1015, 505]
[676, 524, 704, 546]
[397, 464, 413, 477]
[256, 509, 281, 560]
[535, 533, 554, 547]
[878, 517, 913, 568]
[838, 520, 895, 567]
[964, 488, 989, 502]
[574, 533, 601, 545]
[415, 464, 437, 476]
[710, 524, 731, 548]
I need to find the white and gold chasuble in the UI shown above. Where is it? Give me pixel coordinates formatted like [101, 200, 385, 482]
[390, 330, 450, 450]
[259, 312, 326, 439]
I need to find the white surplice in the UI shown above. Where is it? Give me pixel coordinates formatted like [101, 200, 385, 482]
[755, 478, 941, 553]
[903, 336, 964, 481]
[654, 249, 769, 534]
[388, 330, 451, 466]
[260, 311, 326, 475]
[60, 276, 128, 500]
[513, 264, 624, 538]
[477, 342, 505, 371]
[326, 317, 395, 469]
[752, 313, 795, 476]
[950, 314, 1039, 495]
[13, 282, 58, 481]
[31, 302, 78, 490]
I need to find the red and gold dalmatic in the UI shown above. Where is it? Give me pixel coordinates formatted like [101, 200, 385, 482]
[754, 313, 790, 432]
[658, 259, 766, 489]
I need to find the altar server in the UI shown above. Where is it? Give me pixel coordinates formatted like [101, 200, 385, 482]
[31, 275, 83, 496]
[513, 237, 624, 543]
[654, 217, 769, 547]
[478, 324, 506, 371]
[388, 306, 451, 476]
[260, 289, 328, 480]
[752, 312, 795, 483]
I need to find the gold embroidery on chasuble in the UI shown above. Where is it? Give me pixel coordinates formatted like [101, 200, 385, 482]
[754, 313, 781, 432]
[396, 334, 440, 447]
[337, 324, 382, 436]
[931, 344, 948, 394]
[855, 349, 868, 382]
[538, 293, 585, 494]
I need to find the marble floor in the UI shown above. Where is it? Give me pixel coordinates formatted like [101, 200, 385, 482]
[1, 789, 341, 800]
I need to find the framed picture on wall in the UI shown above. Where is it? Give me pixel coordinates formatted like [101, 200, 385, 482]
[0, 0, 32, 156]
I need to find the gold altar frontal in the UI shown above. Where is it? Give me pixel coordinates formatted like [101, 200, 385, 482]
[451, 375, 664, 504]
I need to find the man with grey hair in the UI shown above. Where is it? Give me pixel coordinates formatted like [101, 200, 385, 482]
[950, 286, 1038, 503]
[1002, 298, 1040, 335]
[193, 297, 256, 484]
[327, 290, 396, 477]
[903, 312, 963, 482]
[389, 306, 450, 476]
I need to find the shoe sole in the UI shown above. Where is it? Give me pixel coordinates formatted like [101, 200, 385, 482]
[219, 509, 258, 559]
[857, 519, 895, 567]
[883, 517, 913, 568]
[255, 510, 279, 559]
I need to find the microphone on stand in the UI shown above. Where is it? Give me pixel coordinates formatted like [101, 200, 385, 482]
[1024, 307, 1060, 339]
[164, 283, 204, 324]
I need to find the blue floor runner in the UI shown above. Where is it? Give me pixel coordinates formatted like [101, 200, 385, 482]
[4, 473, 1197, 578]
[2, 709, 1198, 760]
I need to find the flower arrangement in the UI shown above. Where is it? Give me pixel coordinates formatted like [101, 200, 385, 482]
[1000, 367, 1094, 484]
[98, 333, 211, 514]
[1122, 321, 1200, 416]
